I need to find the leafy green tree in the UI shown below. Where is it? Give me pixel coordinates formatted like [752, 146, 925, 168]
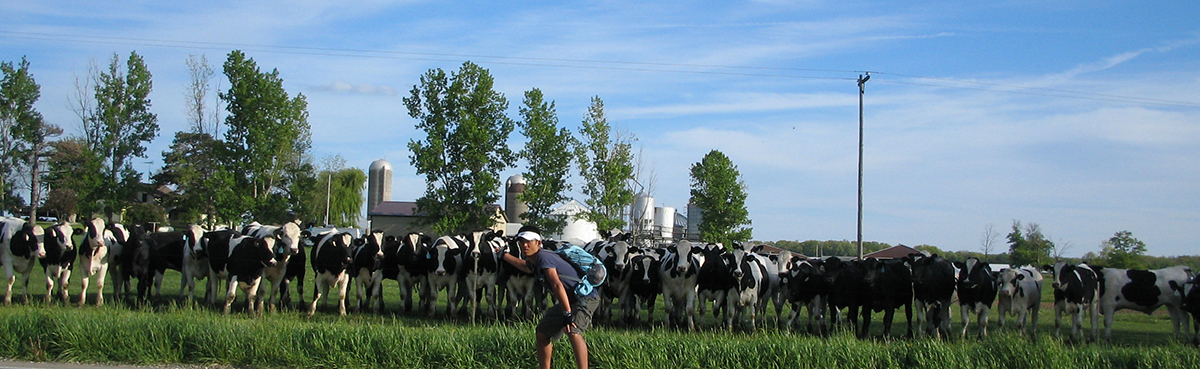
[1007, 220, 1054, 267]
[516, 88, 576, 234]
[292, 156, 366, 228]
[689, 150, 751, 245]
[155, 132, 237, 228]
[89, 51, 160, 212]
[44, 138, 105, 218]
[1, 56, 56, 217]
[1100, 230, 1147, 269]
[123, 201, 167, 229]
[574, 96, 635, 232]
[220, 50, 312, 222]
[405, 61, 515, 235]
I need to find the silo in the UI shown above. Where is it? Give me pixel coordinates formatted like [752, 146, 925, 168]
[631, 192, 654, 234]
[367, 159, 393, 214]
[505, 175, 528, 223]
[654, 206, 675, 240]
[687, 202, 702, 241]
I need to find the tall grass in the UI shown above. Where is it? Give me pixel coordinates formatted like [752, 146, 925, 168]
[0, 304, 1196, 369]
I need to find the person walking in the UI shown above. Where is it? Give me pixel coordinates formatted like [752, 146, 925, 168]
[500, 227, 599, 369]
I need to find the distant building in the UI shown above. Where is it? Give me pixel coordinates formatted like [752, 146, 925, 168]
[368, 200, 507, 236]
[549, 199, 599, 242]
[862, 244, 928, 260]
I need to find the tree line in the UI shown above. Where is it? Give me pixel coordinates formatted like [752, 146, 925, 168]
[1, 51, 365, 229]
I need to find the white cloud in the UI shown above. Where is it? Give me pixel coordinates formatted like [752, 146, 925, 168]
[312, 81, 398, 96]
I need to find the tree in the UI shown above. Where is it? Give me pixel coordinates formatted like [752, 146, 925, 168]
[220, 50, 312, 222]
[1, 56, 58, 218]
[1100, 230, 1147, 269]
[405, 61, 515, 235]
[87, 51, 160, 212]
[574, 96, 635, 232]
[44, 138, 105, 218]
[1007, 220, 1054, 267]
[516, 88, 576, 235]
[184, 54, 219, 136]
[292, 156, 366, 228]
[689, 150, 752, 245]
[980, 223, 999, 259]
[155, 132, 237, 228]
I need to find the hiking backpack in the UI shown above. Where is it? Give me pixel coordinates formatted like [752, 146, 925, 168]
[555, 243, 607, 296]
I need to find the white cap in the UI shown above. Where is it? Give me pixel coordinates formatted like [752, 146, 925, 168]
[516, 231, 542, 242]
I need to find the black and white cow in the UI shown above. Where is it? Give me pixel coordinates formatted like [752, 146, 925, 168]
[425, 235, 465, 318]
[623, 251, 662, 326]
[118, 224, 153, 304]
[379, 232, 432, 313]
[1042, 261, 1100, 341]
[309, 230, 354, 316]
[0, 217, 46, 305]
[823, 257, 870, 336]
[204, 230, 278, 315]
[459, 229, 504, 322]
[863, 257, 914, 338]
[350, 231, 386, 313]
[767, 250, 798, 328]
[660, 240, 705, 331]
[147, 224, 207, 302]
[1180, 277, 1200, 344]
[782, 257, 828, 334]
[39, 223, 76, 303]
[77, 218, 110, 306]
[696, 244, 735, 328]
[242, 221, 303, 312]
[727, 244, 775, 331]
[497, 235, 537, 319]
[586, 232, 634, 325]
[1096, 265, 1192, 340]
[909, 254, 956, 338]
[278, 231, 310, 310]
[996, 266, 1042, 337]
[955, 258, 998, 338]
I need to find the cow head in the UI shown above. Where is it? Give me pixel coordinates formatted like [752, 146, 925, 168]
[603, 238, 632, 274]
[432, 235, 463, 276]
[42, 222, 74, 260]
[84, 218, 106, 250]
[259, 236, 279, 267]
[184, 224, 205, 258]
[955, 258, 992, 290]
[274, 222, 302, 256]
[667, 240, 702, 275]
[630, 254, 659, 284]
[361, 231, 385, 261]
[10, 221, 47, 259]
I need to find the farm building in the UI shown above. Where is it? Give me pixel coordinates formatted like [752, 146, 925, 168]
[862, 244, 928, 260]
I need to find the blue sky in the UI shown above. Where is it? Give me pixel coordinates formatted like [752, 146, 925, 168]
[2, 1, 1199, 257]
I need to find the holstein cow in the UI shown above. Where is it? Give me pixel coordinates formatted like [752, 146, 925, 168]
[309, 230, 354, 316]
[147, 224, 208, 302]
[278, 231, 310, 309]
[1096, 265, 1192, 340]
[118, 224, 153, 304]
[696, 244, 735, 328]
[104, 222, 132, 300]
[1042, 262, 1100, 341]
[623, 251, 662, 326]
[767, 250, 798, 328]
[863, 257, 914, 338]
[425, 235, 465, 318]
[204, 230, 278, 315]
[497, 235, 537, 319]
[1180, 277, 1200, 344]
[587, 233, 634, 325]
[459, 230, 504, 322]
[660, 240, 705, 331]
[77, 218, 110, 306]
[0, 217, 46, 305]
[996, 267, 1042, 337]
[378, 232, 432, 313]
[242, 221, 303, 312]
[955, 258, 998, 338]
[782, 257, 828, 335]
[40, 223, 76, 303]
[350, 231, 386, 313]
[823, 257, 870, 336]
[727, 244, 776, 331]
[909, 254, 956, 338]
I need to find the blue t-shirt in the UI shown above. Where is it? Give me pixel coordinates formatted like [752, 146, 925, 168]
[529, 248, 596, 299]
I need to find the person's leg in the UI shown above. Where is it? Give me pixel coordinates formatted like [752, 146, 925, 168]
[567, 332, 588, 369]
[537, 331, 553, 369]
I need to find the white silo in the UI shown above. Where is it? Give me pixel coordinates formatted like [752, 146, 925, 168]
[631, 192, 654, 235]
[654, 206, 675, 240]
[687, 202, 703, 241]
[368, 159, 392, 214]
[505, 175, 529, 223]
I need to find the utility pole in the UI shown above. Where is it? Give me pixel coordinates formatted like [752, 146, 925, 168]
[857, 72, 870, 260]
[324, 172, 332, 227]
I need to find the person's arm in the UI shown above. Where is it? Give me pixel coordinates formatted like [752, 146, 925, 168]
[501, 252, 532, 274]
[544, 267, 579, 333]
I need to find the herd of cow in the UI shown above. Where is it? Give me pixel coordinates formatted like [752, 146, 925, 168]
[1, 216, 1198, 343]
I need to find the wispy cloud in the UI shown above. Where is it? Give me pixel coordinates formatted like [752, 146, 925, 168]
[311, 81, 398, 96]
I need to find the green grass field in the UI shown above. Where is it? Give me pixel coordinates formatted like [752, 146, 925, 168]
[0, 243, 1196, 368]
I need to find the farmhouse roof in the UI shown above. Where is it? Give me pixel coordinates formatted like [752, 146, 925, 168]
[862, 244, 928, 259]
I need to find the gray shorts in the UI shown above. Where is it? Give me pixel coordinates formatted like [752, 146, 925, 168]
[536, 294, 600, 341]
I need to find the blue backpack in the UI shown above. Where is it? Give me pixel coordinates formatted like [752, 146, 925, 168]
[555, 244, 607, 296]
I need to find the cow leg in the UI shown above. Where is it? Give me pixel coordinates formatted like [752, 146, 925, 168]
[248, 278, 264, 316]
[336, 273, 349, 316]
[78, 275, 90, 307]
[153, 271, 165, 299]
[979, 307, 990, 338]
[880, 308, 896, 338]
[224, 276, 239, 315]
[686, 289, 697, 332]
[904, 301, 914, 338]
[44, 268, 57, 304]
[960, 305, 971, 339]
[309, 277, 326, 317]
